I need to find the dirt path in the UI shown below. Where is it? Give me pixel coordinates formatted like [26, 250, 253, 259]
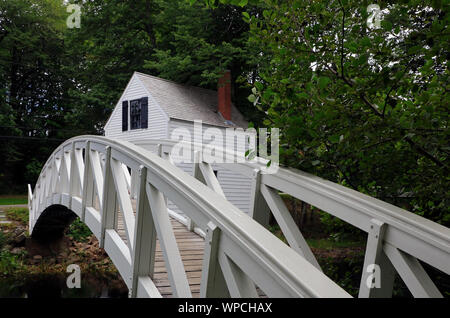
[0, 204, 28, 209]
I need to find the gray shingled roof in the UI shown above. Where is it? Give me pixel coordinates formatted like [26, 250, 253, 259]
[135, 72, 248, 128]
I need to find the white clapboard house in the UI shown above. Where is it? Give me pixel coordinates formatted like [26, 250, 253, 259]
[104, 71, 253, 222]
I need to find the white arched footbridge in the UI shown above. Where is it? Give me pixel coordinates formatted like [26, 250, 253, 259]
[28, 136, 450, 298]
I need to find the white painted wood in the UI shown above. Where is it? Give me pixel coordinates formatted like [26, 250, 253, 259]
[29, 136, 449, 299]
[60, 151, 71, 194]
[110, 158, 135, 251]
[218, 251, 259, 298]
[85, 206, 102, 239]
[131, 166, 157, 298]
[249, 169, 271, 228]
[358, 219, 395, 298]
[145, 183, 192, 298]
[198, 162, 226, 198]
[137, 276, 162, 298]
[71, 197, 83, 217]
[104, 229, 133, 288]
[200, 222, 229, 298]
[122, 163, 131, 193]
[130, 169, 138, 199]
[82, 141, 93, 222]
[50, 156, 60, 194]
[100, 146, 117, 248]
[168, 119, 253, 214]
[384, 243, 443, 298]
[28, 184, 33, 232]
[260, 171, 450, 275]
[90, 149, 104, 207]
[260, 184, 321, 271]
[69, 143, 83, 200]
[104, 74, 169, 141]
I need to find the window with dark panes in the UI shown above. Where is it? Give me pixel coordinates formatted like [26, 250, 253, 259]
[130, 99, 142, 130]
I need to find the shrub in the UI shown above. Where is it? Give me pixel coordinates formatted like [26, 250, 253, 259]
[0, 251, 23, 276]
[319, 212, 365, 242]
[5, 208, 29, 225]
[67, 218, 92, 243]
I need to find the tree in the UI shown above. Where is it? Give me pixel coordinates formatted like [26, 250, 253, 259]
[63, 0, 162, 134]
[193, 0, 449, 225]
[0, 0, 69, 192]
[144, 0, 258, 117]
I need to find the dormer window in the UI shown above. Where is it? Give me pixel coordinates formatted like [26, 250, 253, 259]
[130, 99, 142, 130]
[122, 97, 149, 131]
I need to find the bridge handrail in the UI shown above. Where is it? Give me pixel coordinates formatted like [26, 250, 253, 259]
[132, 138, 450, 298]
[29, 135, 350, 298]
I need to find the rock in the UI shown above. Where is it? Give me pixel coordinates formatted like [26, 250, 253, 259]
[11, 247, 24, 255]
[13, 233, 27, 246]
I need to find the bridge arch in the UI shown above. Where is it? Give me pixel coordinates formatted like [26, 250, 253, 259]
[28, 136, 450, 298]
[31, 204, 77, 243]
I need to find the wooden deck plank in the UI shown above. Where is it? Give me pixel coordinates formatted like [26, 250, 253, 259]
[115, 208, 206, 298]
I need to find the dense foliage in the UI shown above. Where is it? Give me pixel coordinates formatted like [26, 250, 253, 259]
[198, 0, 450, 225]
[0, 0, 448, 226]
[0, 0, 256, 192]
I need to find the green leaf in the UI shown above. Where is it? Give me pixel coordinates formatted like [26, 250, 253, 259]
[328, 135, 340, 143]
[238, 0, 248, 7]
[263, 10, 271, 19]
[318, 76, 331, 90]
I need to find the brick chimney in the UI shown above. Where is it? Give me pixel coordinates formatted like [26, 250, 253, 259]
[218, 70, 232, 121]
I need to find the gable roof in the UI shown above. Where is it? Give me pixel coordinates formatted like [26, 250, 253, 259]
[134, 72, 248, 128]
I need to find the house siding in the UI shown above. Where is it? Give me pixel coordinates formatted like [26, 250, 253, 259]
[104, 75, 253, 222]
[105, 75, 168, 141]
[167, 119, 253, 215]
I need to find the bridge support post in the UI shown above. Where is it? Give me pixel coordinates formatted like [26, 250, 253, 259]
[130, 166, 157, 298]
[82, 141, 94, 222]
[200, 222, 229, 298]
[383, 243, 442, 298]
[358, 219, 396, 298]
[218, 250, 259, 298]
[249, 169, 271, 229]
[100, 146, 117, 248]
[146, 182, 192, 298]
[69, 143, 83, 207]
[260, 183, 322, 271]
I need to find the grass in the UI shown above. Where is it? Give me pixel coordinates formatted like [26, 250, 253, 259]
[0, 250, 24, 275]
[0, 195, 28, 205]
[67, 218, 92, 243]
[3, 207, 91, 243]
[269, 224, 364, 249]
[5, 208, 29, 225]
[306, 238, 364, 249]
[0, 231, 6, 249]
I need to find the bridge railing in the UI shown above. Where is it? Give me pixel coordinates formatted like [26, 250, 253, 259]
[28, 135, 350, 298]
[133, 138, 450, 298]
